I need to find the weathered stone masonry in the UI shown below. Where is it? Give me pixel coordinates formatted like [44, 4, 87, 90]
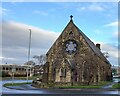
[42, 16, 112, 86]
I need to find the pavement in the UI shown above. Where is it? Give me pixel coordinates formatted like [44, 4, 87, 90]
[2, 83, 120, 96]
[2, 79, 120, 96]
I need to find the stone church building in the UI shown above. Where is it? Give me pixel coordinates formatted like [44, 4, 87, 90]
[42, 16, 112, 86]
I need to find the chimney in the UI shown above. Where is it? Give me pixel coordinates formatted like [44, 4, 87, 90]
[96, 44, 101, 50]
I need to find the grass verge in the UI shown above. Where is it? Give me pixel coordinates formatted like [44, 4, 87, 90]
[58, 85, 101, 89]
[3, 82, 32, 87]
[1, 76, 37, 80]
[55, 81, 111, 89]
[112, 83, 120, 89]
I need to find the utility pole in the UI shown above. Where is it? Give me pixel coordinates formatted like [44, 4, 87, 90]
[27, 28, 32, 82]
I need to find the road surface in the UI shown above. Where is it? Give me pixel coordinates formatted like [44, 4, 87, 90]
[1, 78, 120, 96]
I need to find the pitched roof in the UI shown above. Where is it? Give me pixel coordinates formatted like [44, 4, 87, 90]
[47, 18, 110, 65]
[71, 20, 110, 64]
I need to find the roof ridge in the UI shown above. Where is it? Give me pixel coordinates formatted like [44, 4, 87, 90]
[73, 23, 110, 64]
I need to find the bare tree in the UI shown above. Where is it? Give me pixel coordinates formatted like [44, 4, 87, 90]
[103, 52, 109, 58]
[24, 60, 35, 65]
[33, 55, 40, 65]
[33, 54, 46, 65]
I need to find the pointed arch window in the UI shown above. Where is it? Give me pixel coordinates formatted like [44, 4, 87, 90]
[60, 68, 67, 77]
[69, 31, 74, 38]
[69, 31, 73, 35]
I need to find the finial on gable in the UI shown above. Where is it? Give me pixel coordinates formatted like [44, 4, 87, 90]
[70, 15, 73, 20]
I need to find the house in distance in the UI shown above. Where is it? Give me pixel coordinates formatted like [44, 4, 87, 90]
[34, 16, 112, 87]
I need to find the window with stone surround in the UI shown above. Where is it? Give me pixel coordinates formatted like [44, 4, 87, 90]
[65, 40, 77, 54]
[60, 68, 67, 77]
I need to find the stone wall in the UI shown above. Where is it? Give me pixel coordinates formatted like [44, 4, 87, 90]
[42, 19, 112, 86]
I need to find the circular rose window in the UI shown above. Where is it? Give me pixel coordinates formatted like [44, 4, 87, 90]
[65, 40, 77, 54]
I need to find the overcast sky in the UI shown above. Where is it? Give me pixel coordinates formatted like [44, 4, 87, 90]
[1, 2, 119, 66]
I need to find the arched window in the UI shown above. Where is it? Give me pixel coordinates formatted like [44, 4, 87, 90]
[69, 31, 74, 39]
[60, 68, 66, 77]
[64, 69, 66, 77]
[6, 68, 8, 70]
[69, 31, 73, 35]
[60, 69, 63, 76]
[3, 67, 5, 70]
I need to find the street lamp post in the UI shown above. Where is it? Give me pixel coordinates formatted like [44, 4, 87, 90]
[12, 65, 16, 85]
[27, 28, 32, 82]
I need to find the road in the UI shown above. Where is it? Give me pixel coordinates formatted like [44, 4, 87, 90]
[1, 78, 120, 96]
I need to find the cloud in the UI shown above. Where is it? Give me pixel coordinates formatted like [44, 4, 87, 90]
[80, 7, 86, 10]
[94, 40, 118, 58]
[102, 44, 118, 66]
[104, 21, 118, 27]
[2, 20, 59, 64]
[88, 4, 104, 11]
[33, 10, 48, 16]
[113, 31, 118, 37]
[2, 20, 118, 66]
[93, 29, 104, 35]
[10, 2, 18, 6]
[0, 7, 10, 16]
[101, 44, 118, 66]
[101, 44, 118, 58]
[112, 31, 119, 39]
[93, 39, 118, 66]
[77, 3, 104, 12]
[2, 20, 59, 48]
